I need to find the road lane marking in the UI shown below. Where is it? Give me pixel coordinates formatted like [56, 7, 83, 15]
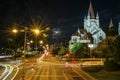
[53, 65, 57, 80]
[0, 64, 7, 79]
[11, 65, 19, 80]
[72, 68, 87, 80]
[2, 64, 13, 80]
[63, 68, 73, 80]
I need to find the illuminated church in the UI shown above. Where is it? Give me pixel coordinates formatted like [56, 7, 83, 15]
[69, 1, 106, 50]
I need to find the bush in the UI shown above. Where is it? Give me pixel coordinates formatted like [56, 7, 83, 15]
[104, 60, 119, 71]
[82, 65, 103, 72]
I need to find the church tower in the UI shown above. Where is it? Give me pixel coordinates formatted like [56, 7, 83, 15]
[118, 22, 120, 35]
[109, 19, 114, 28]
[84, 2, 96, 33]
[69, 0, 106, 50]
[84, 1, 106, 44]
[108, 19, 117, 36]
[96, 12, 99, 27]
[88, 1, 95, 19]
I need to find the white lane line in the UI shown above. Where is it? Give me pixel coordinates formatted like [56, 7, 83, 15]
[36, 54, 45, 63]
[11, 65, 19, 80]
[0, 64, 7, 79]
[2, 64, 13, 80]
[72, 69, 87, 80]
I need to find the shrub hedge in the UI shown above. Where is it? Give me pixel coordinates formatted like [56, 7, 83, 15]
[104, 60, 119, 71]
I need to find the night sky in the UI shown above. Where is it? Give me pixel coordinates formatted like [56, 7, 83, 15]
[0, 0, 120, 47]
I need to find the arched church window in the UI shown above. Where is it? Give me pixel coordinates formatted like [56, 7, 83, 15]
[73, 38, 77, 42]
[99, 33, 102, 36]
[99, 36, 103, 40]
[71, 42, 73, 45]
[75, 38, 77, 42]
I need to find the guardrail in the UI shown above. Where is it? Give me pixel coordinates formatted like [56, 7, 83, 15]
[59, 57, 106, 61]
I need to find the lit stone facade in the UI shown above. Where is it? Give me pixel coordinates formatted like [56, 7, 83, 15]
[69, 1, 106, 50]
[118, 22, 120, 36]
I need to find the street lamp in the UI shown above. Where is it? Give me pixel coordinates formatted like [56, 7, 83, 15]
[39, 40, 43, 45]
[33, 29, 40, 50]
[30, 40, 33, 43]
[12, 29, 18, 48]
[45, 44, 49, 50]
[12, 29, 17, 33]
[12, 29, 18, 57]
[31, 26, 50, 51]
[12, 28, 28, 55]
[12, 27, 28, 80]
[88, 44, 93, 58]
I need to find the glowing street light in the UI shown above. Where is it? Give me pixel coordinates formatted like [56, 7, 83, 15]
[12, 29, 18, 41]
[12, 29, 18, 33]
[12, 27, 28, 80]
[12, 28, 28, 56]
[33, 29, 40, 50]
[30, 40, 33, 43]
[34, 29, 40, 35]
[39, 40, 43, 45]
[88, 44, 93, 58]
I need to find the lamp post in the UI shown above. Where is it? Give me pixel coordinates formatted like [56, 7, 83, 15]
[12, 27, 28, 80]
[22, 29, 27, 80]
[12, 29, 17, 59]
[12, 29, 17, 48]
[88, 44, 93, 58]
[34, 29, 40, 51]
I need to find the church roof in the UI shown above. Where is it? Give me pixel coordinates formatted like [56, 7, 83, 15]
[88, 1, 95, 19]
[109, 18, 114, 28]
[72, 29, 87, 36]
[79, 29, 87, 34]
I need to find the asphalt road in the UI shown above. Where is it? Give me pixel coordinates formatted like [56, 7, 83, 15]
[10, 54, 94, 80]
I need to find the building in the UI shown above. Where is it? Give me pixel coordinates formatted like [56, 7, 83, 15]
[69, 1, 106, 50]
[118, 22, 120, 36]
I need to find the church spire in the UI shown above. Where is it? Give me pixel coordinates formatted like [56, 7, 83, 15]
[88, 1, 95, 19]
[77, 28, 80, 34]
[96, 12, 99, 19]
[118, 22, 120, 35]
[87, 12, 90, 19]
[109, 18, 114, 28]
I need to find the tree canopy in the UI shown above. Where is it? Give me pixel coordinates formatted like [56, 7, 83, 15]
[70, 42, 83, 54]
[58, 46, 66, 56]
[113, 36, 120, 64]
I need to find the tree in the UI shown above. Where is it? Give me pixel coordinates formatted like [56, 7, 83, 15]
[69, 42, 84, 57]
[104, 36, 120, 71]
[107, 26, 117, 36]
[105, 36, 120, 64]
[58, 46, 67, 56]
[51, 47, 60, 56]
[113, 36, 120, 64]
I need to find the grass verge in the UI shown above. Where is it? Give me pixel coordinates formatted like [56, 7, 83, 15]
[83, 66, 120, 80]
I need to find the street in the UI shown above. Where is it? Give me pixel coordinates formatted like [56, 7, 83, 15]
[5, 53, 95, 80]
